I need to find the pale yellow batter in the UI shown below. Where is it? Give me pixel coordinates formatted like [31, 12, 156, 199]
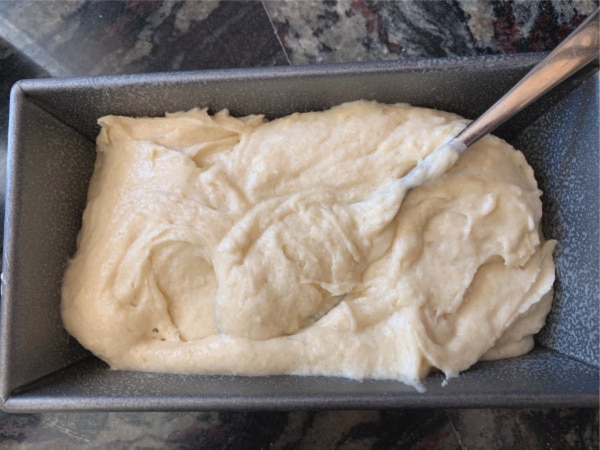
[61, 101, 555, 389]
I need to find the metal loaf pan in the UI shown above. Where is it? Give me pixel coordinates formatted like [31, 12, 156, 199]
[2, 54, 598, 412]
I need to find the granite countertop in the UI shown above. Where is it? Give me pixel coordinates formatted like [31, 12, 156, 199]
[0, 1, 598, 448]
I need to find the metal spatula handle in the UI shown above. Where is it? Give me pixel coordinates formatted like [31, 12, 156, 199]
[455, 8, 599, 148]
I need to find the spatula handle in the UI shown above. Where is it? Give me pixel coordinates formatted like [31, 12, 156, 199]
[455, 8, 599, 148]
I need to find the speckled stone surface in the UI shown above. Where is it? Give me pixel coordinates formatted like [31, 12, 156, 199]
[264, 0, 599, 63]
[0, 1, 598, 448]
[0, 0, 288, 76]
[0, 408, 598, 449]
